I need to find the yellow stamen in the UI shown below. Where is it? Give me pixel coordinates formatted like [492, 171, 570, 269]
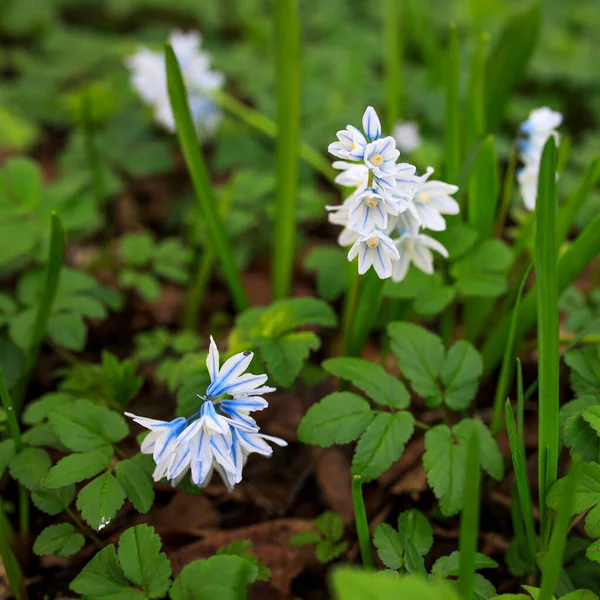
[367, 237, 379, 248]
[365, 196, 377, 207]
[371, 154, 383, 166]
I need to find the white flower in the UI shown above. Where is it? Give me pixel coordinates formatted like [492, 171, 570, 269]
[327, 106, 383, 161]
[517, 106, 562, 211]
[332, 161, 369, 188]
[126, 337, 285, 491]
[348, 187, 407, 233]
[125, 29, 224, 136]
[363, 137, 401, 188]
[411, 167, 460, 231]
[392, 231, 449, 282]
[348, 229, 400, 278]
[326, 201, 361, 247]
[393, 121, 422, 153]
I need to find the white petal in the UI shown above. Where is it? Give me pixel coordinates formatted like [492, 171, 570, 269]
[392, 252, 411, 282]
[140, 430, 161, 454]
[206, 336, 219, 382]
[210, 434, 237, 473]
[418, 235, 449, 258]
[372, 246, 393, 279]
[207, 350, 254, 397]
[362, 106, 381, 141]
[411, 244, 434, 274]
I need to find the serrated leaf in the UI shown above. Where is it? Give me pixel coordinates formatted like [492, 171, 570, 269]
[582, 405, 600, 434]
[315, 511, 344, 542]
[323, 358, 410, 409]
[34, 523, 85, 558]
[304, 246, 348, 301]
[48, 398, 128, 451]
[118, 525, 172, 599]
[70, 545, 142, 599]
[289, 530, 322, 547]
[373, 523, 404, 569]
[260, 331, 320, 387]
[21, 423, 64, 449]
[22, 392, 76, 424]
[431, 551, 499, 577]
[388, 322, 443, 403]
[121, 233, 155, 266]
[77, 472, 126, 530]
[440, 341, 483, 410]
[565, 346, 600, 398]
[114, 455, 155, 514]
[9, 447, 51, 491]
[315, 539, 347, 563]
[352, 411, 415, 482]
[44, 450, 111, 489]
[169, 555, 256, 600]
[31, 485, 76, 515]
[47, 312, 87, 351]
[397, 509, 433, 557]
[297, 392, 374, 447]
[562, 396, 600, 462]
[257, 297, 337, 338]
[453, 419, 503, 480]
[471, 574, 497, 600]
[561, 591, 599, 600]
[585, 540, 600, 564]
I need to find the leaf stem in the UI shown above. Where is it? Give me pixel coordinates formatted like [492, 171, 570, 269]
[351, 475, 373, 569]
[66, 507, 103, 548]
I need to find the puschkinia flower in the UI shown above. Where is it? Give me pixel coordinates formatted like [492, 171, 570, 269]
[517, 106, 562, 211]
[126, 337, 286, 491]
[393, 121, 422, 154]
[125, 29, 224, 136]
[326, 106, 458, 281]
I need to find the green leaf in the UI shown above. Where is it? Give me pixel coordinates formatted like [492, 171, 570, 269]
[260, 331, 321, 387]
[70, 545, 142, 599]
[22, 392, 75, 425]
[44, 450, 111, 489]
[257, 297, 337, 338]
[315, 539, 348, 563]
[114, 455, 155, 514]
[31, 485, 76, 515]
[431, 551, 499, 578]
[331, 569, 462, 600]
[304, 246, 348, 301]
[562, 396, 600, 462]
[582, 405, 600, 434]
[352, 411, 415, 482]
[585, 540, 600, 565]
[9, 447, 51, 491]
[373, 523, 404, 569]
[121, 233, 155, 266]
[441, 341, 483, 411]
[565, 346, 600, 398]
[118, 525, 172, 599]
[34, 523, 85, 558]
[48, 398, 128, 451]
[215, 540, 271, 583]
[297, 392, 374, 447]
[468, 135, 499, 239]
[484, 2, 540, 132]
[169, 555, 255, 600]
[323, 358, 410, 409]
[315, 511, 344, 542]
[47, 312, 87, 351]
[76, 472, 127, 530]
[561, 591, 599, 600]
[454, 419, 504, 480]
[289, 530, 321, 547]
[397, 509, 433, 557]
[21, 423, 64, 449]
[388, 322, 444, 403]
[454, 272, 507, 297]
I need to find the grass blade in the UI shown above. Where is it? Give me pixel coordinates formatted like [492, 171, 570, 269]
[458, 433, 481, 599]
[495, 142, 518, 237]
[15, 212, 64, 410]
[444, 24, 460, 184]
[165, 44, 248, 312]
[505, 399, 537, 562]
[535, 138, 559, 532]
[491, 263, 531, 434]
[482, 194, 600, 374]
[212, 90, 335, 182]
[383, 0, 402, 129]
[80, 93, 106, 205]
[538, 461, 579, 600]
[484, 2, 540, 132]
[468, 134, 498, 238]
[0, 503, 25, 600]
[463, 31, 488, 154]
[556, 156, 600, 245]
[272, 0, 301, 299]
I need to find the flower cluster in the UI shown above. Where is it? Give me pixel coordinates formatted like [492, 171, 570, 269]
[517, 106, 562, 211]
[125, 29, 224, 136]
[327, 107, 458, 281]
[126, 337, 286, 491]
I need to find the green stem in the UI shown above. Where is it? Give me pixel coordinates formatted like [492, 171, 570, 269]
[383, 0, 401, 130]
[272, 0, 301, 299]
[213, 90, 335, 182]
[66, 507, 103, 548]
[340, 268, 361, 358]
[351, 475, 373, 569]
[495, 143, 518, 237]
[165, 44, 248, 312]
[0, 503, 26, 600]
[81, 94, 107, 206]
[444, 24, 460, 184]
[0, 367, 29, 541]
